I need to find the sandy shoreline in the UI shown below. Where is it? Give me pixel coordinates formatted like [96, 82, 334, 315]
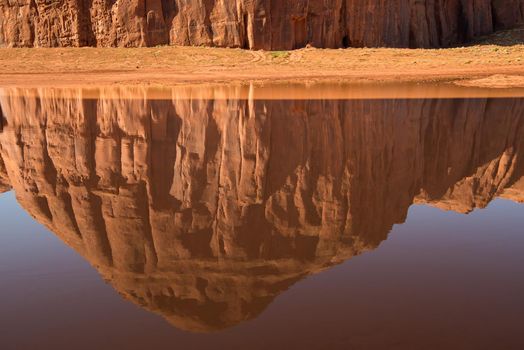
[2, 65, 524, 88]
[2, 28, 524, 89]
[3, 81, 524, 100]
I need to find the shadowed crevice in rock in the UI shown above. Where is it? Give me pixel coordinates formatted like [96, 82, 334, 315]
[0, 87, 523, 332]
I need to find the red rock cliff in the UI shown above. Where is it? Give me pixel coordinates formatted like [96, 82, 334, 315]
[0, 1, 523, 49]
[0, 86, 523, 331]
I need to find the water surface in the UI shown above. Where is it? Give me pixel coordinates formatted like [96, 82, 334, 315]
[0, 83, 523, 350]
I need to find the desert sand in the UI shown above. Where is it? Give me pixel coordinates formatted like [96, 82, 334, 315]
[1, 27, 524, 89]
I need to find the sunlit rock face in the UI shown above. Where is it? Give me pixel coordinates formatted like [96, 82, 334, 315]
[0, 86, 523, 332]
[0, 1, 523, 49]
[0, 153, 9, 193]
[501, 177, 524, 203]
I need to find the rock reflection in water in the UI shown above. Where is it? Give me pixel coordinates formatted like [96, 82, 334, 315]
[0, 86, 523, 332]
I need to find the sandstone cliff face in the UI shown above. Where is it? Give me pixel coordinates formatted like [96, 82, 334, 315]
[0, 106, 9, 193]
[501, 177, 524, 202]
[0, 86, 523, 331]
[0, 152, 9, 193]
[0, 1, 523, 49]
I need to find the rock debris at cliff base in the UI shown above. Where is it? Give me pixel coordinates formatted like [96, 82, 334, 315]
[1, 1, 523, 50]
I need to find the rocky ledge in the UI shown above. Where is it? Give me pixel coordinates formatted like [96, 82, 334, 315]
[0, 1, 523, 50]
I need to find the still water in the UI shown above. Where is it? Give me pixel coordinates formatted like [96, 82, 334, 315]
[0, 83, 523, 350]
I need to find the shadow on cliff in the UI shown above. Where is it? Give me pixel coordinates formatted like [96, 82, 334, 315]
[469, 25, 524, 46]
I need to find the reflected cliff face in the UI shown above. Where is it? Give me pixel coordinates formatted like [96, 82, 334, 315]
[0, 86, 523, 332]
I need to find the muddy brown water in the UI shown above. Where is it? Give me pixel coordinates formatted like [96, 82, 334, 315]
[1, 83, 523, 350]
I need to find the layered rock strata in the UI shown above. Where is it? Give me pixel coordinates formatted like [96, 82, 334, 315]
[0, 1, 523, 49]
[0, 86, 523, 331]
